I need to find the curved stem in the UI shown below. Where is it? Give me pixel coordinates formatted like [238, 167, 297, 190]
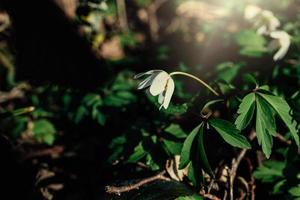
[170, 71, 220, 96]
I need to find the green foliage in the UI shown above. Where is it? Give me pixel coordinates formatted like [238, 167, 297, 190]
[175, 194, 203, 200]
[255, 95, 276, 158]
[209, 119, 251, 149]
[216, 62, 243, 83]
[165, 124, 187, 139]
[235, 30, 267, 57]
[33, 119, 56, 145]
[179, 123, 213, 182]
[289, 187, 300, 198]
[235, 88, 299, 158]
[74, 93, 106, 125]
[253, 160, 284, 183]
[179, 124, 201, 169]
[1, 1, 300, 199]
[258, 92, 300, 146]
[253, 145, 300, 198]
[103, 71, 137, 107]
[235, 93, 255, 130]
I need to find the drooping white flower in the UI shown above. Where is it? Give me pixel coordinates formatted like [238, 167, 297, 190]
[244, 5, 280, 35]
[269, 31, 291, 61]
[134, 70, 175, 109]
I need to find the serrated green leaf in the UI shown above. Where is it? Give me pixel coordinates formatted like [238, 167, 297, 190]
[179, 124, 202, 169]
[255, 96, 275, 158]
[257, 96, 277, 136]
[235, 93, 255, 130]
[258, 93, 300, 146]
[210, 119, 251, 149]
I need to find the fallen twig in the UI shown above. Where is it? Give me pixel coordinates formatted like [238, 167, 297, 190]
[24, 146, 64, 160]
[201, 193, 221, 200]
[105, 170, 170, 194]
[275, 133, 291, 145]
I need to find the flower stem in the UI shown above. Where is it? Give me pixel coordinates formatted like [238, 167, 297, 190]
[169, 71, 219, 96]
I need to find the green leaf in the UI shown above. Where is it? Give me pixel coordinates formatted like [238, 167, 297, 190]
[289, 187, 300, 197]
[243, 73, 258, 86]
[179, 124, 202, 169]
[74, 106, 88, 123]
[162, 103, 188, 115]
[165, 124, 187, 139]
[258, 93, 300, 146]
[253, 160, 284, 183]
[145, 153, 160, 171]
[210, 119, 251, 149]
[235, 30, 267, 57]
[201, 99, 223, 114]
[127, 142, 147, 163]
[272, 180, 286, 195]
[83, 93, 102, 107]
[33, 119, 56, 145]
[163, 140, 182, 155]
[216, 62, 242, 83]
[197, 125, 214, 177]
[108, 135, 126, 163]
[176, 194, 203, 200]
[187, 162, 201, 187]
[235, 93, 255, 130]
[96, 111, 106, 126]
[255, 96, 276, 158]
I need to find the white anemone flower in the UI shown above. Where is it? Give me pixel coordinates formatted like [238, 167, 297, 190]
[269, 31, 291, 61]
[134, 70, 175, 109]
[244, 5, 280, 35]
[256, 10, 280, 35]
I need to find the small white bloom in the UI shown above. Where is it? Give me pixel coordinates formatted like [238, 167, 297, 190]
[134, 70, 175, 109]
[269, 31, 291, 61]
[256, 10, 280, 35]
[244, 5, 280, 35]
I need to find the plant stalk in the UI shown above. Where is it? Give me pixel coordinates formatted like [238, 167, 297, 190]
[170, 71, 220, 96]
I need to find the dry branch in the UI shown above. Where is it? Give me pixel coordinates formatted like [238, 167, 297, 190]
[105, 171, 170, 194]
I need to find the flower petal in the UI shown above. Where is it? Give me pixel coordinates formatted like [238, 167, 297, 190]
[158, 92, 164, 104]
[137, 74, 156, 90]
[270, 31, 290, 61]
[162, 78, 175, 109]
[149, 71, 170, 96]
[134, 70, 162, 79]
